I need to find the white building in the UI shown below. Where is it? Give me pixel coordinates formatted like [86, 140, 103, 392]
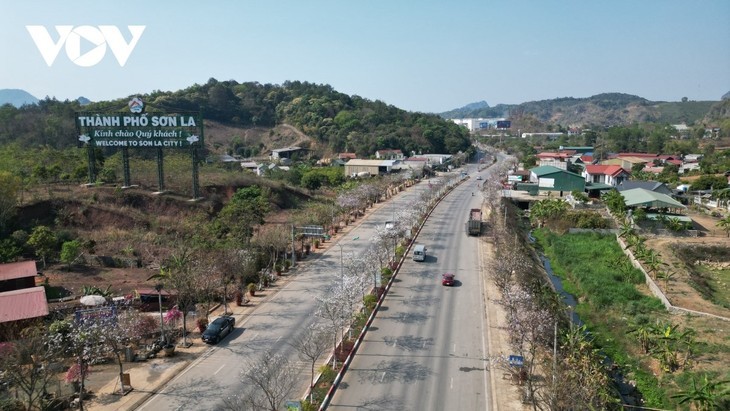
[452, 118, 506, 132]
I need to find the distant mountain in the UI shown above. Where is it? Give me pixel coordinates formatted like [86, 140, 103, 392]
[439, 100, 490, 119]
[77, 96, 92, 106]
[722, 91, 730, 100]
[440, 93, 722, 128]
[0, 89, 38, 107]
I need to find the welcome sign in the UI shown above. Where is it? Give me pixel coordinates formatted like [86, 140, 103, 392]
[76, 98, 203, 149]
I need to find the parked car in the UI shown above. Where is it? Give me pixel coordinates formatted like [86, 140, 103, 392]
[442, 273, 455, 286]
[476, 175, 483, 180]
[202, 315, 235, 344]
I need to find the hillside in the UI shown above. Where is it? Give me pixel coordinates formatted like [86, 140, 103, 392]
[441, 93, 723, 128]
[0, 80, 472, 159]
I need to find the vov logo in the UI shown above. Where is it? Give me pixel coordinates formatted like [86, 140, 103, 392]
[26, 25, 146, 67]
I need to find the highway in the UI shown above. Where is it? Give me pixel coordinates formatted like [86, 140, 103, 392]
[135, 180, 435, 410]
[327, 170, 491, 411]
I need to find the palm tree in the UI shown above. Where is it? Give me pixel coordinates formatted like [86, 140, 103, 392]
[671, 374, 730, 411]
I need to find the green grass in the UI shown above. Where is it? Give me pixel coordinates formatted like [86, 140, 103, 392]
[702, 267, 730, 309]
[533, 229, 671, 407]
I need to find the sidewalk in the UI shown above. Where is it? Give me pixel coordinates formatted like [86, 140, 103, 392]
[479, 221, 527, 410]
[84, 194, 394, 411]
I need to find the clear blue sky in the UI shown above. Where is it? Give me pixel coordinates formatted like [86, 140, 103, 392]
[2, 0, 729, 113]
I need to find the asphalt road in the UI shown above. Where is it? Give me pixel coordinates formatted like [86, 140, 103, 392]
[135, 180, 435, 410]
[327, 172, 491, 411]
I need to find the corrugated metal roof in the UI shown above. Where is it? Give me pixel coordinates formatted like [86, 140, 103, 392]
[530, 165, 564, 176]
[621, 188, 686, 209]
[0, 261, 37, 282]
[0, 286, 49, 323]
[345, 159, 392, 166]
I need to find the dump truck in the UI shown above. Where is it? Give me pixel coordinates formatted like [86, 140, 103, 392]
[467, 208, 482, 236]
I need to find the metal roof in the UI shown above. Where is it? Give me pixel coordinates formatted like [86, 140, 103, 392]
[621, 188, 686, 209]
[0, 287, 49, 323]
[0, 261, 37, 281]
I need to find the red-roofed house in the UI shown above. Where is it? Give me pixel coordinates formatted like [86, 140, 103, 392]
[338, 152, 357, 160]
[583, 165, 630, 187]
[0, 261, 48, 324]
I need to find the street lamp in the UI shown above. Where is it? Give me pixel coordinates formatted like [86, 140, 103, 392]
[154, 283, 165, 344]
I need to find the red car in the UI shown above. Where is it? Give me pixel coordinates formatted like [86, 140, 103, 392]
[442, 273, 455, 286]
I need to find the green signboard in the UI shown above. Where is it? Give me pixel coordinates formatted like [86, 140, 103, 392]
[75, 98, 203, 149]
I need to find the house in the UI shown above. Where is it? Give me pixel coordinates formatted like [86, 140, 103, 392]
[529, 165, 585, 195]
[583, 165, 629, 187]
[402, 157, 429, 178]
[601, 155, 652, 170]
[338, 152, 357, 161]
[680, 162, 701, 174]
[270, 146, 303, 161]
[375, 149, 404, 160]
[617, 181, 673, 196]
[536, 151, 576, 170]
[0, 261, 49, 324]
[240, 161, 265, 176]
[344, 159, 396, 177]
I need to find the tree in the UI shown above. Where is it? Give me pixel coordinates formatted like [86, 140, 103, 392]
[27, 225, 56, 268]
[227, 352, 300, 411]
[48, 318, 108, 411]
[690, 174, 729, 191]
[0, 171, 20, 235]
[214, 186, 270, 246]
[671, 374, 730, 411]
[288, 324, 331, 402]
[60, 239, 82, 271]
[101, 310, 145, 395]
[0, 326, 60, 411]
[716, 215, 730, 237]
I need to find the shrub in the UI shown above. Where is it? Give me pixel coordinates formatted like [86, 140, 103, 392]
[363, 294, 377, 311]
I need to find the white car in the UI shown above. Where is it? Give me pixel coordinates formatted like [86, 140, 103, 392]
[384, 221, 395, 230]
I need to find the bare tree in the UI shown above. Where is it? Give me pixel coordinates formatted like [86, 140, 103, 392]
[233, 352, 300, 411]
[288, 324, 331, 402]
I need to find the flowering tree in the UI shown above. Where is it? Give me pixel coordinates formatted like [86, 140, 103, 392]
[48, 318, 108, 411]
[315, 290, 347, 368]
[288, 324, 331, 402]
[0, 326, 60, 411]
[223, 352, 299, 411]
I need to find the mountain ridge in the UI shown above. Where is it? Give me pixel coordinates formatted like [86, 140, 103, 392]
[0, 89, 39, 107]
[439, 92, 727, 127]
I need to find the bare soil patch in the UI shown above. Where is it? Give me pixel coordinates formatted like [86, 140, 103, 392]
[642, 208, 730, 319]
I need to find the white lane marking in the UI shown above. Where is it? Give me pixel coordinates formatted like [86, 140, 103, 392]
[453, 343, 456, 353]
[276, 336, 282, 343]
[214, 364, 226, 375]
[451, 377, 454, 390]
[381, 372, 387, 383]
